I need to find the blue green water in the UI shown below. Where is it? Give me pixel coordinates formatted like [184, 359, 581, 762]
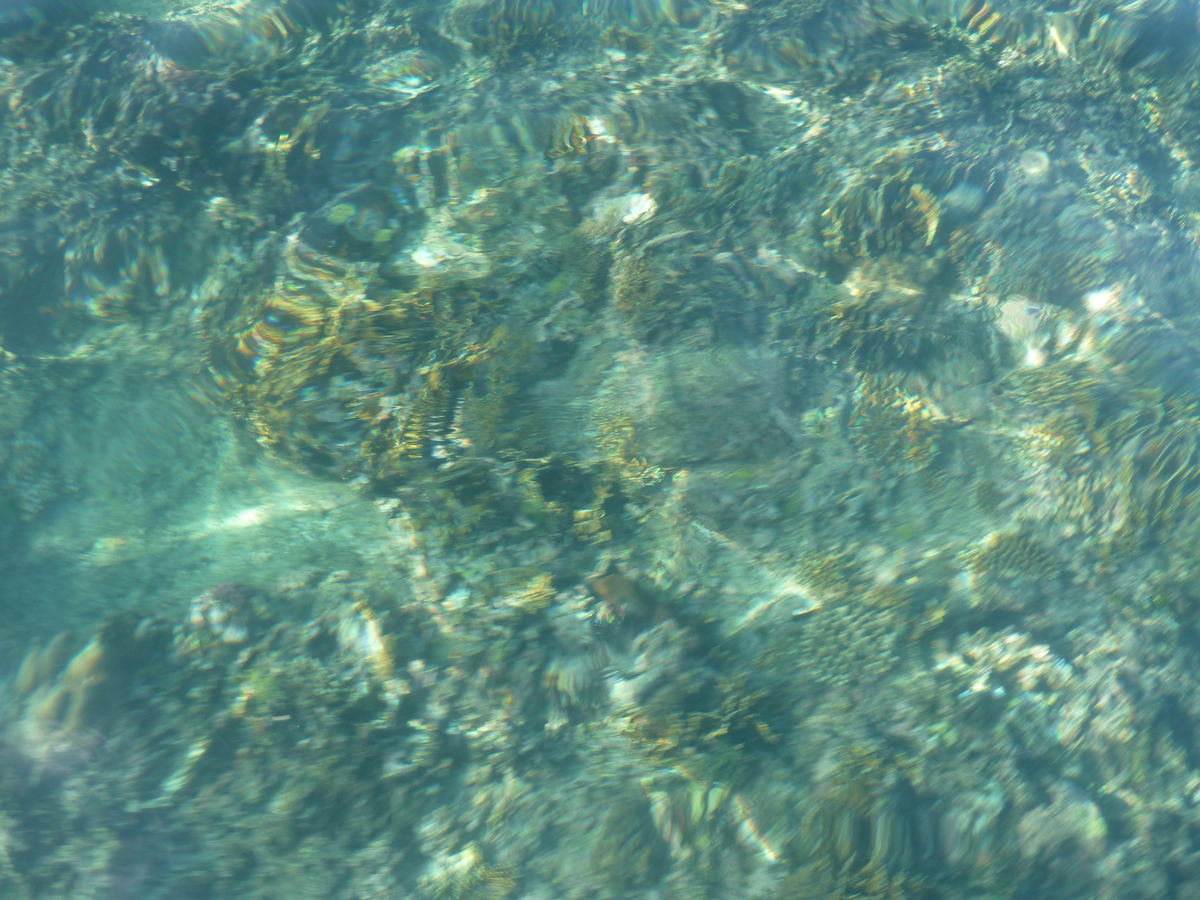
[3, 2, 1200, 898]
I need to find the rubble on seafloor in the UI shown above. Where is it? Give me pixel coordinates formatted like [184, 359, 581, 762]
[7, 0, 1200, 897]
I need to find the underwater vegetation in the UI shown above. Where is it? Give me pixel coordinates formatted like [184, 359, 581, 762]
[8, 1, 1200, 898]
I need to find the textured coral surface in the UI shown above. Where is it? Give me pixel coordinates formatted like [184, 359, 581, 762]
[5, 1, 1200, 897]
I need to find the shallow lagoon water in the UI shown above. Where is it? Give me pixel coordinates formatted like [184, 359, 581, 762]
[4, 1, 1200, 898]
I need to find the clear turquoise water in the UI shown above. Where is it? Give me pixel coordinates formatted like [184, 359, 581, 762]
[3, 2, 1200, 898]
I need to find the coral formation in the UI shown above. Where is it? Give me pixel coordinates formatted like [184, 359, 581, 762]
[6, 0, 1200, 897]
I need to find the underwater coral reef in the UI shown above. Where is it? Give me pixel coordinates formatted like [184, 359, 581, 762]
[5, 0, 1200, 897]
